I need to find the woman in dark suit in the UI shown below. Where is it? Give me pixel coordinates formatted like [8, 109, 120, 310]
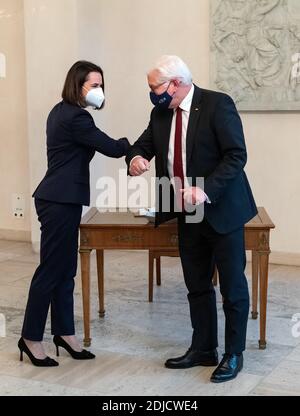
[18, 61, 129, 366]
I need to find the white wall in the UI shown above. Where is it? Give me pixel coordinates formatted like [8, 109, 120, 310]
[243, 113, 300, 258]
[23, 0, 78, 249]
[0, 0, 31, 241]
[0, 0, 299, 262]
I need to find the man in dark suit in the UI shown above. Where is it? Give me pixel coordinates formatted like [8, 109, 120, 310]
[126, 55, 257, 383]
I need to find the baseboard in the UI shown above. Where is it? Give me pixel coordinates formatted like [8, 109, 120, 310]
[0, 228, 31, 242]
[269, 251, 300, 267]
[246, 251, 300, 266]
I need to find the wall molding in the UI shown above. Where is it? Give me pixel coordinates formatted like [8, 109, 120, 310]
[269, 251, 300, 267]
[246, 250, 300, 266]
[0, 228, 31, 242]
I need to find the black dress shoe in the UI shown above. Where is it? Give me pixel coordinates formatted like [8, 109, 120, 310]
[165, 348, 218, 369]
[53, 336, 95, 360]
[210, 353, 243, 383]
[18, 338, 59, 367]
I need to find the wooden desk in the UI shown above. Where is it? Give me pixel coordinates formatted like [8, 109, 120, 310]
[79, 207, 275, 349]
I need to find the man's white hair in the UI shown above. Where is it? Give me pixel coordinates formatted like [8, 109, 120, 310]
[149, 55, 192, 85]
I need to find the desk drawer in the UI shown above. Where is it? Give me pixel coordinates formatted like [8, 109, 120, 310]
[80, 228, 148, 249]
[147, 227, 179, 249]
[80, 226, 179, 250]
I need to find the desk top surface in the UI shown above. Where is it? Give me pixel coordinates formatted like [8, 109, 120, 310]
[80, 207, 275, 229]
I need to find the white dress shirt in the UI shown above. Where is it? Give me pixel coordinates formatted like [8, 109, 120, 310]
[168, 85, 210, 204]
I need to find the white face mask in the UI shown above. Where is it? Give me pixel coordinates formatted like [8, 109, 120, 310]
[85, 87, 105, 109]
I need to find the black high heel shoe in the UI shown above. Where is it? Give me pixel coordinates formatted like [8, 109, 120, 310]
[18, 338, 59, 367]
[53, 335, 95, 360]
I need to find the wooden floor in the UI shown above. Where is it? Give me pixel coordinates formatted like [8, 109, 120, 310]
[0, 240, 300, 396]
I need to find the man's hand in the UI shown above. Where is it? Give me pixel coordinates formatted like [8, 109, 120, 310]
[180, 187, 208, 205]
[129, 156, 150, 176]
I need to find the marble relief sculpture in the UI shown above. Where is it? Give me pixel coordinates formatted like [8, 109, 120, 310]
[210, 0, 300, 110]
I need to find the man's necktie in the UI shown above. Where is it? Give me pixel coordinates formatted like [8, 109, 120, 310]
[173, 107, 184, 210]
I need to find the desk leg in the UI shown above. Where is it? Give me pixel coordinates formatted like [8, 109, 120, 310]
[79, 248, 92, 347]
[96, 249, 105, 317]
[156, 257, 161, 286]
[149, 251, 154, 302]
[251, 251, 259, 320]
[259, 251, 270, 350]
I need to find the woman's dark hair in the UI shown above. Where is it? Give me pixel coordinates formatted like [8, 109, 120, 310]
[62, 60, 105, 108]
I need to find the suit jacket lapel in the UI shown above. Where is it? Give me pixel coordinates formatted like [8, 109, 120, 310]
[159, 110, 173, 175]
[186, 86, 203, 172]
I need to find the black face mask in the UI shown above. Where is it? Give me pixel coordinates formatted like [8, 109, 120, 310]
[149, 82, 173, 109]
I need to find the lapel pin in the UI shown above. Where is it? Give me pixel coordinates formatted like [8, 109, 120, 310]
[195, 107, 199, 111]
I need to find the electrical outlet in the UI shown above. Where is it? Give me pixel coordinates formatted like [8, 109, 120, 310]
[12, 194, 25, 219]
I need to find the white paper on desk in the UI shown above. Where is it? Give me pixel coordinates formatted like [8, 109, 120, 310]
[138, 207, 156, 217]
